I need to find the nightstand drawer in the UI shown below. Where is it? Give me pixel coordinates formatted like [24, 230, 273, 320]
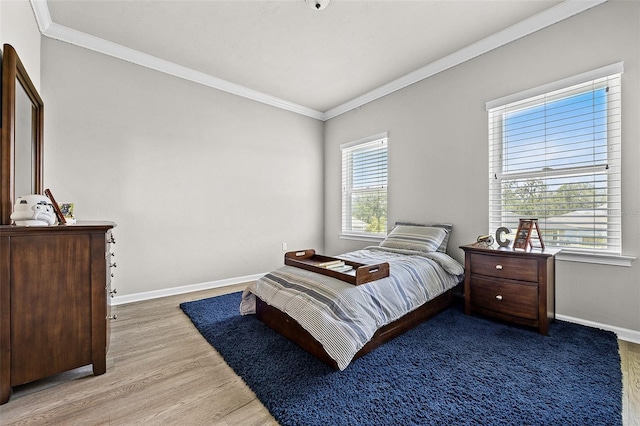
[470, 253, 538, 282]
[470, 275, 538, 320]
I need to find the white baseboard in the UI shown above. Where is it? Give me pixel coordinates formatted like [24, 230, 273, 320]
[556, 314, 640, 344]
[111, 272, 267, 306]
[112, 277, 640, 345]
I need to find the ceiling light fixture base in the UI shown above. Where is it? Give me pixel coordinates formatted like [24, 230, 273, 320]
[305, 0, 330, 11]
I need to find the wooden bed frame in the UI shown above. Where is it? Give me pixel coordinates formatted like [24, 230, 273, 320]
[255, 285, 460, 369]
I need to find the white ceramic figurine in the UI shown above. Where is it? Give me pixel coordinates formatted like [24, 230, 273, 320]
[10, 194, 57, 226]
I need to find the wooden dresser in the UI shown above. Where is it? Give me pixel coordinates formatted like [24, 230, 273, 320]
[460, 244, 557, 335]
[0, 221, 116, 404]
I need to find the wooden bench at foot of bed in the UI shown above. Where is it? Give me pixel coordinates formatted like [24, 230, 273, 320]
[255, 286, 458, 369]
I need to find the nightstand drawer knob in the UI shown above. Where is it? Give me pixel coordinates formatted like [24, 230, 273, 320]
[495, 294, 503, 301]
[495, 264, 503, 270]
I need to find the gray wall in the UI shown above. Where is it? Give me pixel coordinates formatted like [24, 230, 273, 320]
[0, 0, 41, 89]
[41, 39, 325, 296]
[324, 0, 639, 332]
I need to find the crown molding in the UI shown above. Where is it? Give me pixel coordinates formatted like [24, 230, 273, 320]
[30, 0, 52, 32]
[323, 0, 607, 120]
[30, 0, 606, 122]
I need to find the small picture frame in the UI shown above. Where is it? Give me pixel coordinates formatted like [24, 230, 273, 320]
[513, 220, 533, 249]
[513, 218, 544, 250]
[44, 189, 66, 224]
[59, 202, 75, 223]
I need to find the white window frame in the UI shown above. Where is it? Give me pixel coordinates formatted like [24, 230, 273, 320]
[340, 132, 388, 240]
[487, 63, 634, 267]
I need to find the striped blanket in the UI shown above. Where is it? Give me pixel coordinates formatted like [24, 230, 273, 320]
[240, 247, 464, 370]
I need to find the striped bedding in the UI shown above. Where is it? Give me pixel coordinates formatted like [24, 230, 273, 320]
[240, 247, 464, 370]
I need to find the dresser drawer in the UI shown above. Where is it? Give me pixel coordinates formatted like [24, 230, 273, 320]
[470, 253, 538, 282]
[470, 275, 538, 320]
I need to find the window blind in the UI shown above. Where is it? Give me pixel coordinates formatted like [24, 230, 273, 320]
[341, 135, 388, 236]
[488, 70, 622, 253]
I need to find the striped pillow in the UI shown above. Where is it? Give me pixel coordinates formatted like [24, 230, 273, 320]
[379, 224, 448, 253]
[395, 222, 452, 253]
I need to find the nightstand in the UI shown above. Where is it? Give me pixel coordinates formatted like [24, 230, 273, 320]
[460, 244, 558, 335]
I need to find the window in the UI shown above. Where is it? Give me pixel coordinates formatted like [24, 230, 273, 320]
[341, 133, 388, 238]
[487, 64, 622, 254]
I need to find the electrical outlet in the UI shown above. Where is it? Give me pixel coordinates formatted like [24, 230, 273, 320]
[282, 242, 287, 251]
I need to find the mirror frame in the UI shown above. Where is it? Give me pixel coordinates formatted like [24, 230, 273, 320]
[1, 44, 44, 225]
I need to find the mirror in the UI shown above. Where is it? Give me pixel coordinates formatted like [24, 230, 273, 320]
[1, 44, 44, 225]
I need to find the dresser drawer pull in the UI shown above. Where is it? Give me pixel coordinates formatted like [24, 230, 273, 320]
[495, 264, 503, 270]
[108, 314, 118, 320]
[110, 289, 117, 298]
[110, 262, 117, 268]
[495, 294, 503, 301]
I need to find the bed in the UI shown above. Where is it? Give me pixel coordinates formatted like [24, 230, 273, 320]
[240, 223, 465, 370]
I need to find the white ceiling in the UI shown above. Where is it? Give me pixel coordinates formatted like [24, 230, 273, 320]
[38, 0, 603, 119]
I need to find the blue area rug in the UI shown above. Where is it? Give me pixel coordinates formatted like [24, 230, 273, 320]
[180, 292, 622, 426]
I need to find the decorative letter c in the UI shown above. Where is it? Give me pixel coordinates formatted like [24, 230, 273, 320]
[496, 227, 511, 247]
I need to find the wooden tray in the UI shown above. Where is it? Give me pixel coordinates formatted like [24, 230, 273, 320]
[284, 249, 389, 285]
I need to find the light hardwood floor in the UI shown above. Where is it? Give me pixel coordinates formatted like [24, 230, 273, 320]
[0, 283, 638, 425]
